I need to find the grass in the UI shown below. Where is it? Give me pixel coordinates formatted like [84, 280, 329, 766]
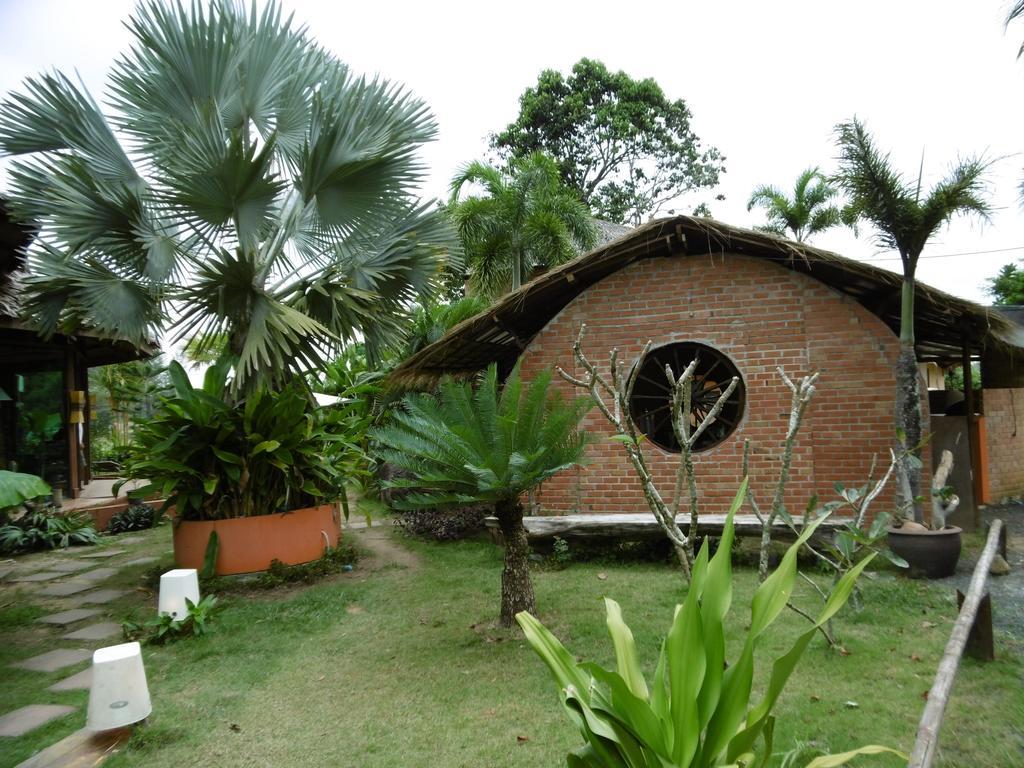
[2, 517, 1022, 768]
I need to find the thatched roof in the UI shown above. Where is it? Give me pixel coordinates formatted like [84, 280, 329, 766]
[390, 215, 1024, 389]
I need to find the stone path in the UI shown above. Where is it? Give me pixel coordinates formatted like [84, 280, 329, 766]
[0, 532, 168, 766]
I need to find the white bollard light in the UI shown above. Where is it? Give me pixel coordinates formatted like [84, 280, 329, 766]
[158, 568, 200, 620]
[87, 642, 152, 731]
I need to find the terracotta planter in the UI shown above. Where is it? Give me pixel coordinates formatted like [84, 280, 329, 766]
[173, 504, 342, 576]
[886, 525, 962, 578]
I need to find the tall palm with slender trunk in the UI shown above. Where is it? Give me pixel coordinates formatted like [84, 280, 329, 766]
[448, 152, 597, 299]
[746, 167, 844, 242]
[834, 118, 991, 520]
[373, 364, 591, 626]
[0, 1, 459, 393]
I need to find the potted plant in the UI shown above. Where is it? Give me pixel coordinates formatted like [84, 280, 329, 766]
[886, 449, 962, 578]
[118, 361, 367, 576]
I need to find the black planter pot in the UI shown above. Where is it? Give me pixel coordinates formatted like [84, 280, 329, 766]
[886, 525, 962, 578]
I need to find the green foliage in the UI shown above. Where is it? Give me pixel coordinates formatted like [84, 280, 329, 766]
[833, 118, 991, 272]
[747, 168, 846, 242]
[201, 531, 220, 581]
[517, 484, 903, 768]
[0, 470, 50, 513]
[108, 503, 161, 534]
[253, 544, 359, 588]
[986, 262, 1024, 305]
[123, 595, 219, 645]
[118, 360, 362, 520]
[449, 152, 598, 298]
[0, 507, 98, 553]
[372, 363, 591, 508]
[491, 58, 724, 226]
[403, 295, 489, 358]
[943, 363, 981, 392]
[0, 0, 459, 392]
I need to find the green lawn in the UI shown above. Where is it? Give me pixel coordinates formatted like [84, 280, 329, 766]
[3, 521, 1022, 768]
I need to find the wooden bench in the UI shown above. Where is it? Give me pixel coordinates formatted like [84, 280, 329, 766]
[484, 513, 848, 544]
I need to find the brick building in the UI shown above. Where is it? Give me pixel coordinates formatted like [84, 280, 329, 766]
[393, 216, 1024, 529]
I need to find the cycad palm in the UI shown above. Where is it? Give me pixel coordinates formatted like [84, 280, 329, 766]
[373, 364, 591, 626]
[746, 167, 843, 242]
[0, 1, 459, 391]
[449, 152, 597, 299]
[834, 117, 991, 518]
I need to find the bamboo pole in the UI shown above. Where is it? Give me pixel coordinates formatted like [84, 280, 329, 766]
[908, 519, 1004, 768]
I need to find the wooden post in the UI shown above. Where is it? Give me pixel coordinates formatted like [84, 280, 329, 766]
[909, 519, 1004, 768]
[960, 329, 980, 530]
[955, 590, 994, 661]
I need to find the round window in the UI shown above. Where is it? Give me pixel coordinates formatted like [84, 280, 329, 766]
[628, 342, 745, 452]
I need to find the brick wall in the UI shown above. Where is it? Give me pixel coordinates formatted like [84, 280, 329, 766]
[518, 253, 926, 519]
[984, 388, 1024, 499]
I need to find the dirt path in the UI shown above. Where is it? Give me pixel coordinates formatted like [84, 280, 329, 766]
[343, 523, 421, 574]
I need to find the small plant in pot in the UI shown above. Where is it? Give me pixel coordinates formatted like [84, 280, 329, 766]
[886, 449, 962, 578]
[117, 361, 368, 575]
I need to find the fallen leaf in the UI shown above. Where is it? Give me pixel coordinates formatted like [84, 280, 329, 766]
[346, 604, 364, 615]
[922, 621, 936, 629]
[517, 735, 529, 743]
[910, 653, 922, 662]
[229, 724, 241, 733]
[597, 572, 608, 581]
[921, 690, 930, 701]
[844, 701, 859, 709]
[317, 675, 326, 681]
[838, 646, 851, 656]
[809, 695, 821, 702]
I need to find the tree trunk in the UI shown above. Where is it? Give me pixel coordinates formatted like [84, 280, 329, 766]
[896, 270, 924, 522]
[496, 498, 536, 627]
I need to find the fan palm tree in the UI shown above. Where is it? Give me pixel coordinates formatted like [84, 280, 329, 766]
[0, 1, 459, 393]
[449, 152, 598, 299]
[746, 167, 845, 242]
[372, 364, 591, 627]
[834, 118, 991, 519]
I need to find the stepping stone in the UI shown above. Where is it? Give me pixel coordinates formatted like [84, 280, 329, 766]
[47, 666, 92, 692]
[61, 622, 121, 641]
[79, 549, 126, 559]
[48, 561, 94, 574]
[78, 589, 129, 605]
[12, 648, 91, 673]
[0, 705, 76, 737]
[115, 536, 144, 544]
[37, 608, 101, 626]
[123, 557, 158, 567]
[10, 571, 64, 583]
[11, 725, 130, 767]
[37, 582, 91, 597]
[72, 567, 119, 582]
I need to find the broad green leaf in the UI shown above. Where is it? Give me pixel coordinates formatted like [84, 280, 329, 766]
[605, 598, 649, 701]
[805, 745, 908, 767]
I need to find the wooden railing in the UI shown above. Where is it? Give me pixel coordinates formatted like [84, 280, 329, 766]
[908, 519, 1006, 768]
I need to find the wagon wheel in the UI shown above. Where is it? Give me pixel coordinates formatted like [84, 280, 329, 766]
[628, 343, 745, 452]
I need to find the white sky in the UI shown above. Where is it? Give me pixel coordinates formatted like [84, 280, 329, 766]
[1, 0, 1023, 305]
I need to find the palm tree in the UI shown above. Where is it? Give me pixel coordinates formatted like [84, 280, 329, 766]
[834, 118, 991, 519]
[1007, 1, 1024, 57]
[0, 1, 458, 393]
[448, 152, 598, 299]
[373, 364, 591, 627]
[746, 167, 844, 242]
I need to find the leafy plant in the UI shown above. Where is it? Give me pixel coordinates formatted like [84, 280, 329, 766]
[373, 362, 591, 626]
[0, 508, 98, 553]
[123, 595, 219, 645]
[0, 0, 459, 394]
[253, 544, 358, 588]
[394, 505, 489, 541]
[448, 152, 598, 298]
[747, 168, 847, 243]
[0, 470, 50, 515]
[517, 483, 905, 768]
[108, 503, 161, 534]
[118, 360, 362, 521]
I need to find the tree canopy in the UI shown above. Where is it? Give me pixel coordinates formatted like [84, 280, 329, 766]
[491, 58, 724, 227]
[448, 152, 597, 299]
[0, 0, 459, 392]
[987, 262, 1024, 305]
[747, 167, 845, 242]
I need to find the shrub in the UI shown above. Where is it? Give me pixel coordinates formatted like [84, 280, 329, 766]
[394, 505, 489, 540]
[108, 503, 160, 534]
[0, 507, 98, 553]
